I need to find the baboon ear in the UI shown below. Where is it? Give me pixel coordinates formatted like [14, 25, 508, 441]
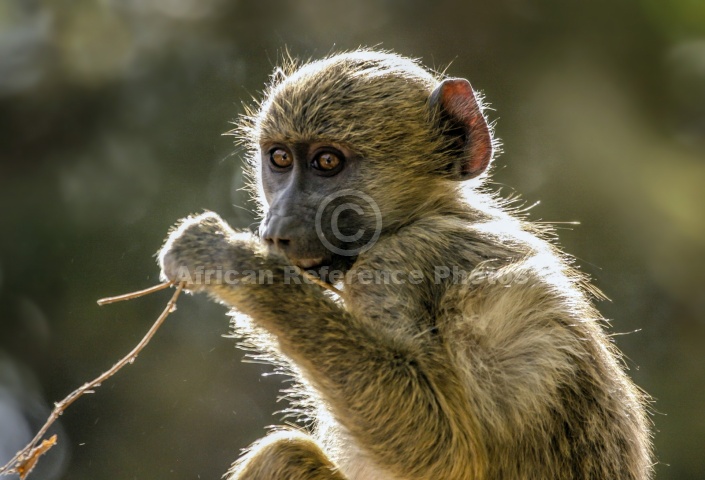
[430, 78, 492, 180]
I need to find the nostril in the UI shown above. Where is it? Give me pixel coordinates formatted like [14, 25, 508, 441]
[264, 235, 291, 251]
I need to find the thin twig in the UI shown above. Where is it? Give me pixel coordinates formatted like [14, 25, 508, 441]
[0, 282, 185, 478]
[298, 268, 342, 296]
[97, 281, 173, 305]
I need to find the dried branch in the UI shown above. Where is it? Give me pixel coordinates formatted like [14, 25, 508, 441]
[1, 264, 341, 477]
[0, 282, 185, 478]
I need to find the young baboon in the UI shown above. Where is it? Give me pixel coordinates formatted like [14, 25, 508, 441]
[159, 50, 653, 479]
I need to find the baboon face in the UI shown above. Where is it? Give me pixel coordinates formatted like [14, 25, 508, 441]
[258, 139, 370, 274]
[252, 52, 492, 277]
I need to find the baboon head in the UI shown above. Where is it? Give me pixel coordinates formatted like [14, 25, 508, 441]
[237, 50, 493, 275]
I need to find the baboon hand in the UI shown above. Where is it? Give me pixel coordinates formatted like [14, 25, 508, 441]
[158, 211, 245, 292]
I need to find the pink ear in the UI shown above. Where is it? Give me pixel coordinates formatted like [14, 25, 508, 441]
[430, 78, 492, 180]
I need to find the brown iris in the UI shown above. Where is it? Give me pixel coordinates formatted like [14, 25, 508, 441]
[270, 148, 292, 168]
[313, 152, 341, 171]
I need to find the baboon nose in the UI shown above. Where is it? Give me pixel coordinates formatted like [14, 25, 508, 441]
[264, 235, 291, 252]
[262, 214, 295, 255]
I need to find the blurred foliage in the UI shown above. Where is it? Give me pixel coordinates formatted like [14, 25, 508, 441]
[0, 0, 703, 478]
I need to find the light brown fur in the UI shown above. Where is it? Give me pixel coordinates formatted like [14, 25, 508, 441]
[159, 50, 653, 479]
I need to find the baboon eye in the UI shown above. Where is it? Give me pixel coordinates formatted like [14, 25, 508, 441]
[312, 151, 342, 172]
[269, 148, 292, 168]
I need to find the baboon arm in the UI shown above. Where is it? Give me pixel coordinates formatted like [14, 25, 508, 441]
[159, 212, 483, 479]
[233, 290, 475, 479]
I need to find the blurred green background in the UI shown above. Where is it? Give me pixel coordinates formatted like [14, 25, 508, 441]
[1, 1, 703, 478]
